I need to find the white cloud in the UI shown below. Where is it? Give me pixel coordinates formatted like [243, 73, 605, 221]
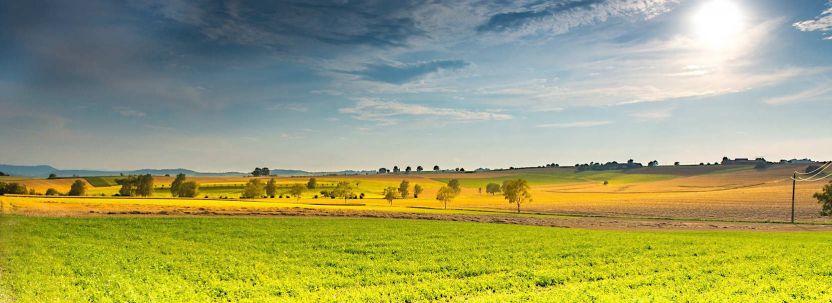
[339, 98, 512, 125]
[537, 120, 612, 128]
[793, 3, 832, 37]
[471, 18, 812, 109]
[478, 0, 678, 39]
[765, 83, 832, 105]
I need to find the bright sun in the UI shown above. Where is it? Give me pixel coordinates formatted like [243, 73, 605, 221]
[693, 0, 745, 49]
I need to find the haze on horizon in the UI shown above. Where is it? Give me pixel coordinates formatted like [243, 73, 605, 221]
[1, 0, 831, 172]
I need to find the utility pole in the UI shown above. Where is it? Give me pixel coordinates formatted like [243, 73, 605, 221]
[791, 172, 796, 224]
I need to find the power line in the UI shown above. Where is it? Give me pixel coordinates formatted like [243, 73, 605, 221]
[795, 161, 831, 175]
[789, 162, 831, 224]
[792, 162, 831, 182]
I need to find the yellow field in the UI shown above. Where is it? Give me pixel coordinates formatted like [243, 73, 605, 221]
[3, 164, 830, 223]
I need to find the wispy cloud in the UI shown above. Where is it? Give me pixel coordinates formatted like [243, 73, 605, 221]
[630, 107, 673, 121]
[345, 60, 470, 84]
[793, 2, 832, 39]
[339, 98, 512, 125]
[477, 0, 677, 36]
[537, 120, 612, 128]
[131, 0, 425, 49]
[765, 83, 832, 105]
[114, 107, 146, 118]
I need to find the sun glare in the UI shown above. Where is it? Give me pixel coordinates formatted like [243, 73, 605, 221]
[693, 0, 745, 49]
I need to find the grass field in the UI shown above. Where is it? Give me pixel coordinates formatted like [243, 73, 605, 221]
[1, 216, 831, 302]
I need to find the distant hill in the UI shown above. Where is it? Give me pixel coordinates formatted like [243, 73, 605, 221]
[0, 164, 307, 178]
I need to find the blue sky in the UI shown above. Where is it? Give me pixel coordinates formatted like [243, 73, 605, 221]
[1, 0, 831, 171]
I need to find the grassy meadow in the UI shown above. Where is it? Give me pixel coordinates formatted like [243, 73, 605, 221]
[2, 216, 832, 302]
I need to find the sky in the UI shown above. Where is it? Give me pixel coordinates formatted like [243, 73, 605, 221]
[1, 0, 831, 172]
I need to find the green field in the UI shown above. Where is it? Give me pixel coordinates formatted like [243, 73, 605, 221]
[2, 216, 831, 302]
[83, 176, 122, 187]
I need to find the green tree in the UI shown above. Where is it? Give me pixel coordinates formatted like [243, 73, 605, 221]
[436, 186, 456, 209]
[815, 181, 832, 216]
[289, 183, 305, 202]
[448, 179, 461, 194]
[68, 180, 86, 196]
[135, 174, 154, 197]
[485, 183, 501, 195]
[242, 179, 265, 198]
[45, 188, 60, 196]
[265, 178, 278, 197]
[413, 184, 423, 198]
[502, 179, 532, 213]
[307, 177, 317, 189]
[48, 173, 57, 179]
[0, 183, 27, 195]
[178, 181, 199, 198]
[117, 176, 137, 196]
[170, 173, 186, 197]
[332, 181, 354, 204]
[383, 187, 398, 205]
[398, 180, 410, 199]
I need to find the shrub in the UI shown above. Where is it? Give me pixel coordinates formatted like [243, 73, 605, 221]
[178, 181, 199, 198]
[67, 180, 86, 196]
[241, 179, 265, 198]
[815, 181, 832, 216]
[0, 183, 27, 195]
[45, 188, 60, 196]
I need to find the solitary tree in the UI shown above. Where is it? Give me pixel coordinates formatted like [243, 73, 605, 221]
[307, 177, 317, 189]
[68, 180, 86, 196]
[485, 183, 501, 195]
[436, 186, 455, 209]
[416, 166, 423, 172]
[433, 165, 440, 172]
[383, 187, 398, 205]
[815, 181, 832, 216]
[398, 180, 410, 199]
[48, 173, 57, 179]
[265, 178, 278, 197]
[170, 173, 186, 197]
[178, 181, 199, 198]
[448, 179, 461, 194]
[405, 166, 412, 173]
[242, 179, 265, 198]
[45, 188, 60, 196]
[135, 174, 154, 197]
[393, 166, 401, 173]
[413, 184, 423, 198]
[252, 167, 270, 176]
[333, 181, 354, 204]
[289, 183, 305, 202]
[502, 179, 532, 213]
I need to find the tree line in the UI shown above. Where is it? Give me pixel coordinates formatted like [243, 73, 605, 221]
[428, 178, 531, 213]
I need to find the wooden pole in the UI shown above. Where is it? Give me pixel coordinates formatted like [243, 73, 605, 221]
[791, 172, 796, 224]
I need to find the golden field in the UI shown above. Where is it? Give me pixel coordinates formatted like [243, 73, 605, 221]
[2, 164, 829, 223]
